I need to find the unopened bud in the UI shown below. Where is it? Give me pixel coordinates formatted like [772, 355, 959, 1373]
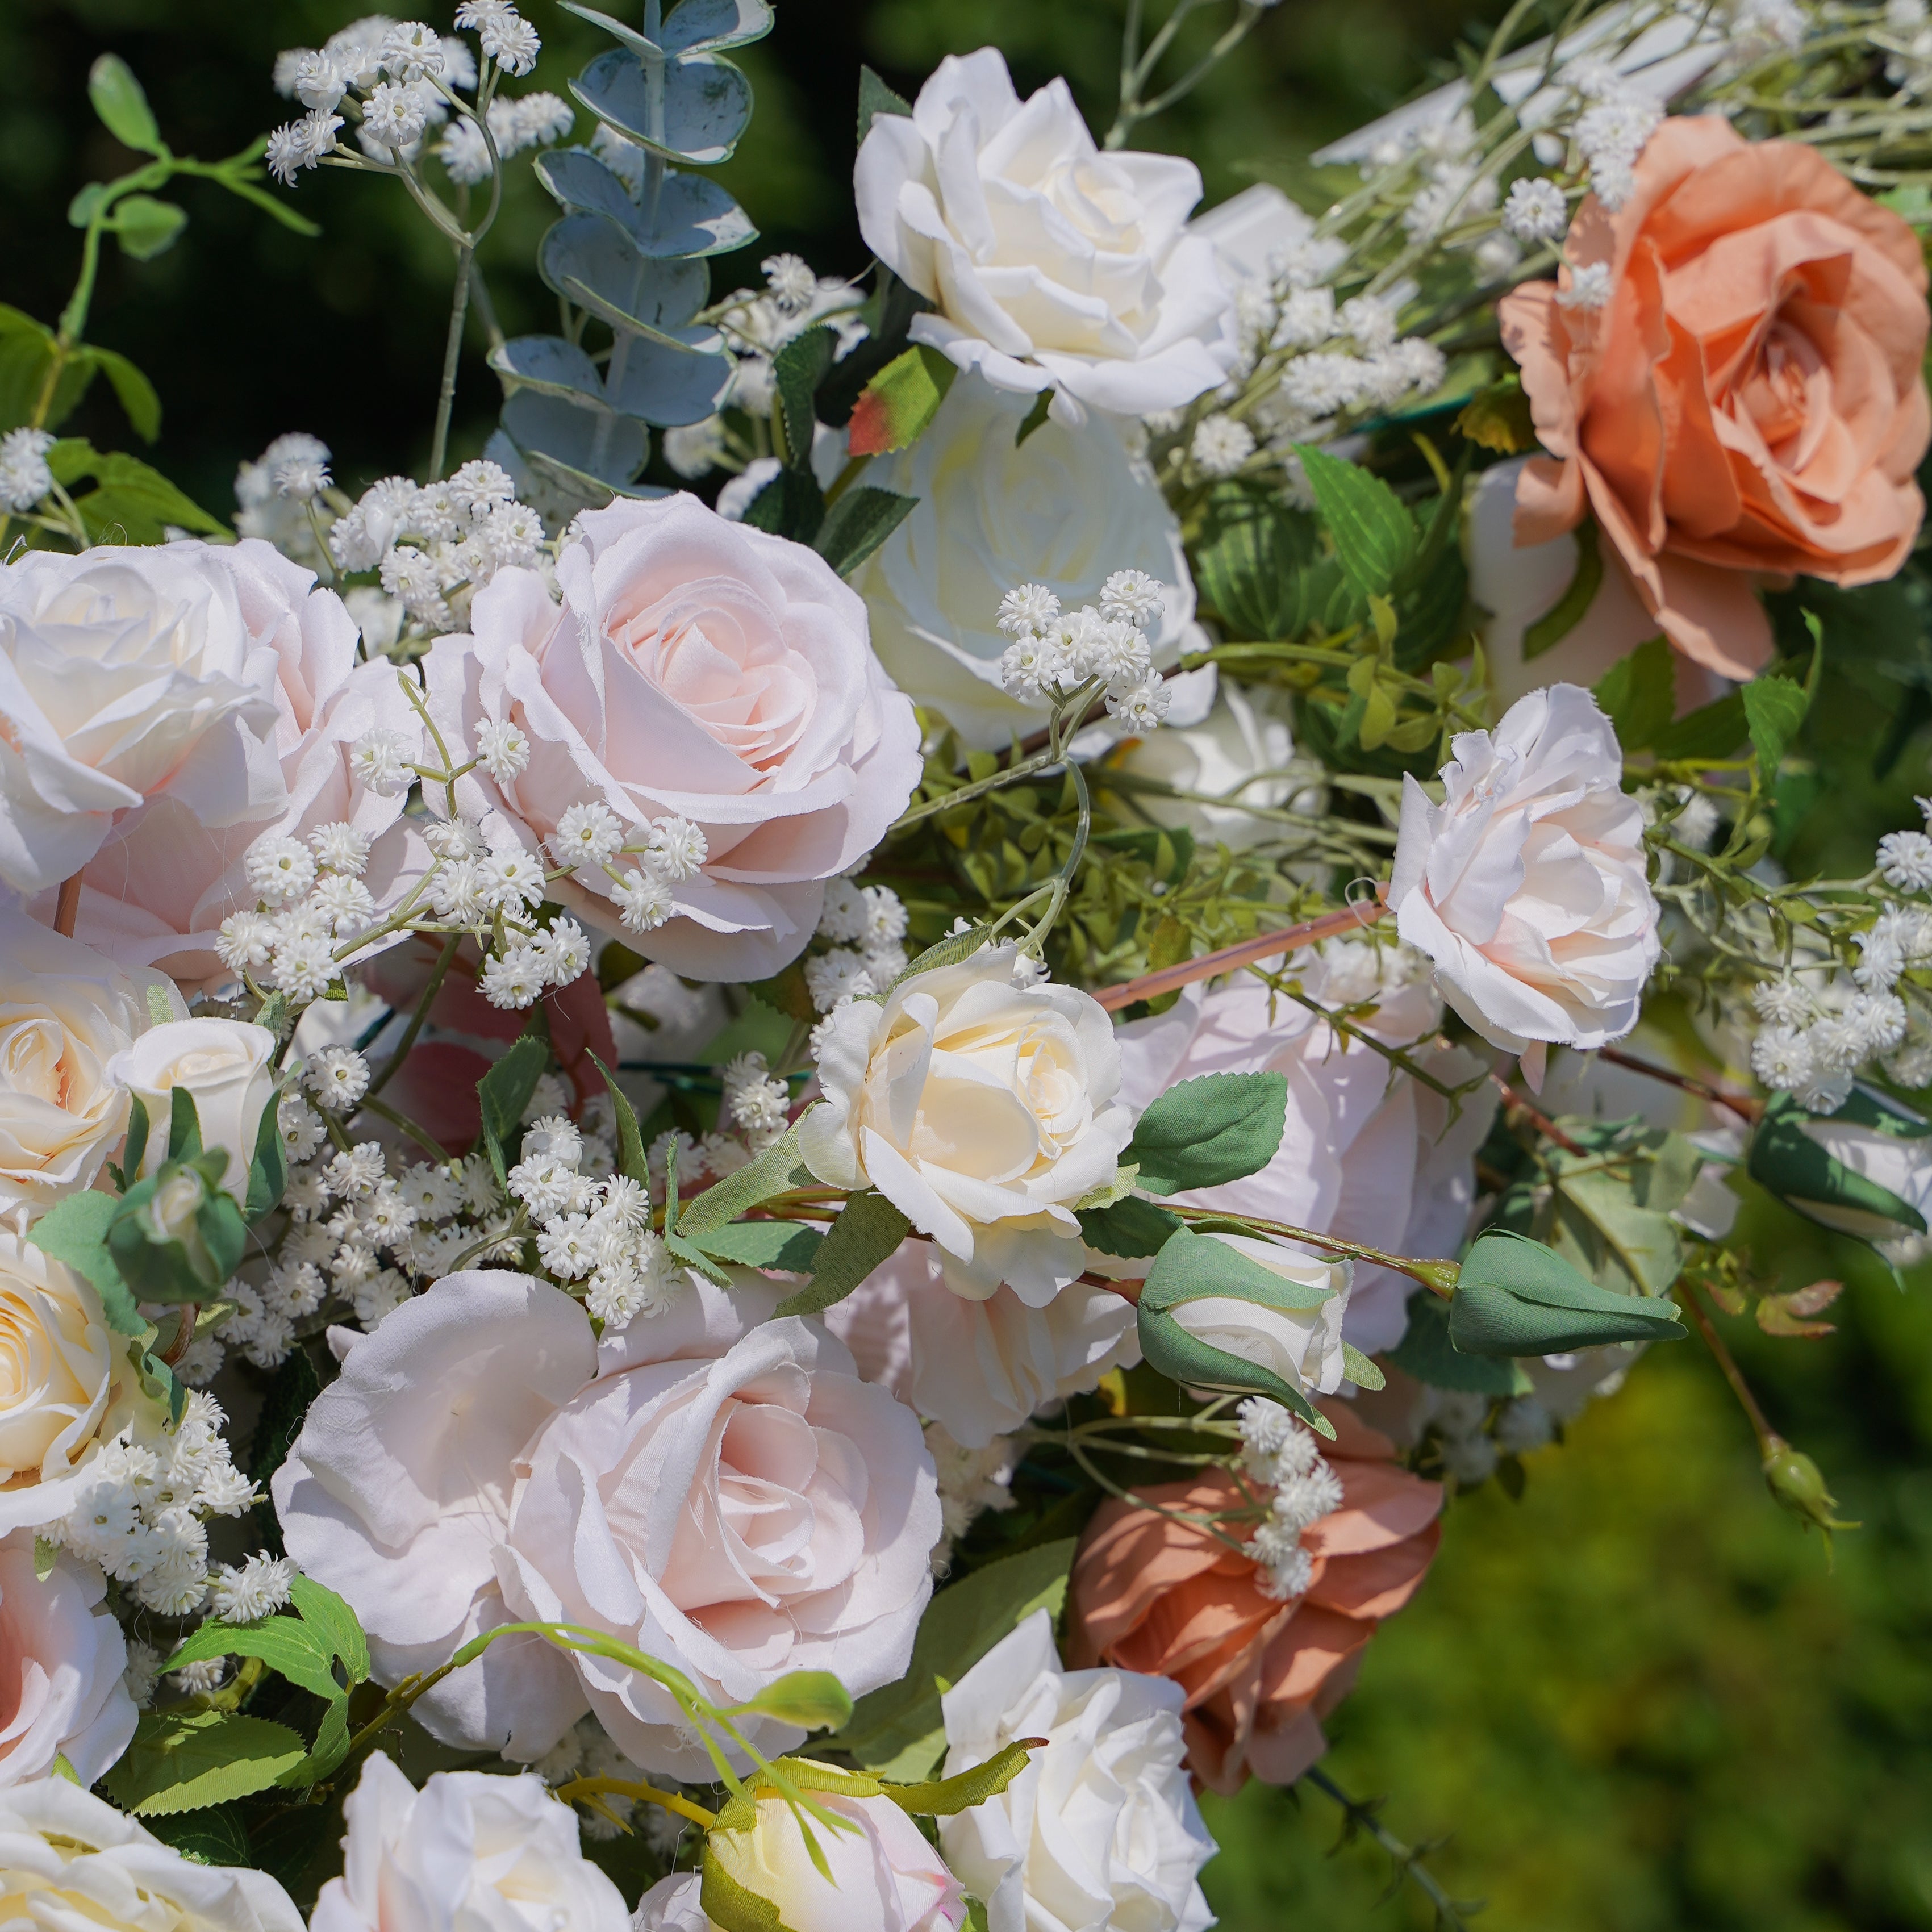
[1762, 1434, 1859, 1552]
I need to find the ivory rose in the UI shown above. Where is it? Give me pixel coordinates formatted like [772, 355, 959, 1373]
[855, 374, 1196, 749]
[425, 494, 921, 980]
[109, 1019, 278, 1208]
[855, 49, 1237, 420]
[1158, 1237, 1355, 1400]
[938, 1610, 1216, 1932]
[45, 540, 426, 992]
[1068, 1407, 1443, 1792]
[632, 1876, 708, 1932]
[1389, 684, 1660, 1084]
[313, 1752, 630, 1932]
[0, 1775, 303, 1932]
[1117, 943, 1496, 1353]
[801, 944, 1136, 1304]
[274, 1271, 941, 1777]
[706, 1777, 967, 1932]
[0, 904, 186, 1229]
[825, 1245, 1138, 1449]
[0, 543, 284, 898]
[0, 1529, 136, 1787]
[0, 1232, 127, 1535]
[1500, 116, 1931, 678]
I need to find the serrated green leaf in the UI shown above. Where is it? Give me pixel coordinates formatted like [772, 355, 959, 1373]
[1126, 1071, 1288, 1195]
[848, 344, 955, 457]
[691, 1220, 824, 1271]
[773, 1191, 910, 1317]
[815, 485, 916, 578]
[1295, 444, 1417, 599]
[678, 1119, 809, 1236]
[893, 924, 991, 984]
[164, 1617, 343, 1705]
[1076, 1194, 1181, 1258]
[1592, 633, 1675, 753]
[102, 1711, 308, 1816]
[587, 1051, 650, 1189]
[1743, 674, 1809, 775]
[857, 63, 913, 142]
[289, 1574, 371, 1683]
[886, 1740, 1036, 1817]
[1194, 484, 1319, 641]
[26, 1190, 143, 1336]
[774, 325, 836, 471]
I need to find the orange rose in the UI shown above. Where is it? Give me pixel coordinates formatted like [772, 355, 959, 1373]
[1066, 1405, 1442, 1795]
[1500, 116, 1930, 679]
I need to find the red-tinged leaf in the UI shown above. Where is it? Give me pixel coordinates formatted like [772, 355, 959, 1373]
[1782, 1277, 1845, 1317]
[1756, 1296, 1836, 1340]
[848, 344, 955, 457]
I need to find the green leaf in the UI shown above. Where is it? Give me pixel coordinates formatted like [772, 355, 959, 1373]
[745, 960, 817, 1024]
[1592, 633, 1676, 753]
[1341, 1341, 1386, 1391]
[1521, 519, 1603, 661]
[58, 445, 223, 541]
[1193, 485, 1320, 641]
[281, 1693, 353, 1787]
[1076, 1194, 1182, 1258]
[112, 197, 188, 261]
[835, 1540, 1078, 1770]
[893, 924, 992, 984]
[89, 347, 160, 441]
[774, 324, 836, 470]
[702, 1842, 793, 1932]
[143, 1805, 252, 1866]
[244, 1086, 286, 1224]
[1449, 1230, 1686, 1357]
[1386, 1293, 1529, 1395]
[1015, 389, 1053, 446]
[857, 64, 913, 142]
[289, 1574, 371, 1684]
[165, 1618, 344, 1705]
[168, 1086, 202, 1164]
[678, 1119, 809, 1235]
[773, 1191, 911, 1317]
[886, 1739, 1036, 1816]
[33, 1537, 58, 1582]
[847, 344, 955, 457]
[1126, 1071, 1288, 1195]
[89, 54, 164, 155]
[102, 1711, 308, 1816]
[815, 485, 916, 578]
[733, 1670, 854, 1733]
[26, 1190, 143, 1336]
[1295, 444, 1417, 599]
[691, 1221, 824, 1271]
[1651, 691, 1746, 761]
[478, 1033, 549, 1190]
[108, 1165, 246, 1304]
[212, 173, 322, 238]
[1747, 1091, 1930, 1245]
[587, 1052, 650, 1189]
[1743, 674, 1809, 776]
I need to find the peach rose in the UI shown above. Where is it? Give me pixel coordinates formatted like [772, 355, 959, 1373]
[1067, 1405, 1441, 1794]
[1500, 116, 1930, 678]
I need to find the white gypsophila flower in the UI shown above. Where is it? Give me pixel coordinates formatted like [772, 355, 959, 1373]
[1475, 232, 1522, 280]
[245, 834, 317, 907]
[1556, 262, 1615, 310]
[536, 1215, 599, 1281]
[265, 110, 343, 185]
[817, 879, 869, 944]
[997, 583, 1062, 639]
[640, 816, 708, 883]
[762, 252, 819, 313]
[1752, 1025, 1815, 1092]
[279, 1096, 327, 1162]
[1099, 569, 1164, 629]
[308, 1046, 372, 1109]
[1806, 1012, 1863, 1071]
[476, 718, 532, 782]
[274, 450, 331, 500]
[662, 418, 728, 479]
[381, 20, 445, 81]
[478, 846, 545, 911]
[485, 16, 543, 76]
[427, 816, 487, 862]
[553, 800, 625, 870]
[804, 949, 875, 1014]
[1796, 1065, 1854, 1115]
[1189, 415, 1257, 478]
[1888, 1040, 1932, 1087]
[1501, 176, 1569, 243]
[1855, 933, 1906, 992]
[309, 820, 372, 877]
[615, 869, 674, 933]
[325, 1141, 386, 1201]
[1752, 978, 1815, 1026]
[310, 874, 377, 935]
[533, 917, 592, 986]
[361, 80, 429, 151]
[1847, 992, 1910, 1056]
[0, 428, 57, 511]
[216, 912, 277, 973]
[449, 458, 516, 520]
[211, 1553, 296, 1624]
[1105, 676, 1172, 733]
[481, 946, 546, 1009]
[1879, 830, 1932, 890]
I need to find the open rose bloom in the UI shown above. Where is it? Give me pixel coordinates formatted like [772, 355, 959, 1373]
[1502, 116, 1931, 676]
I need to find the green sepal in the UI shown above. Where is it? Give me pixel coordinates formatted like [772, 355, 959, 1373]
[678, 1119, 809, 1236]
[773, 1191, 910, 1318]
[244, 1085, 287, 1224]
[883, 1739, 1036, 1816]
[1747, 1089, 1931, 1245]
[107, 1163, 247, 1304]
[168, 1086, 202, 1164]
[1448, 1229, 1686, 1357]
[729, 1671, 853, 1734]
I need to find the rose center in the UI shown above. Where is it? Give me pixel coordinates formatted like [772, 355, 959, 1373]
[1737, 320, 1825, 453]
[0, 1016, 69, 1109]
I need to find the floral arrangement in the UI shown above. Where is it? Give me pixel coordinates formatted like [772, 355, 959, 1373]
[1, 0, 1929, 1923]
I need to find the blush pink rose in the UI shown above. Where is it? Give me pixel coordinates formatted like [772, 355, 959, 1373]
[1501, 116, 1931, 678]
[423, 495, 923, 980]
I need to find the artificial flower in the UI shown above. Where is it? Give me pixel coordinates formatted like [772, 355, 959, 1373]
[109, 1019, 278, 1207]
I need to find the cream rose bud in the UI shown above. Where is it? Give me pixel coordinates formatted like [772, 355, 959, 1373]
[0, 1776, 303, 1932]
[108, 1019, 278, 1205]
[0, 1230, 124, 1535]
[1389, 683, 1660, 1086]
[0, 543, 286, 898]
[707, 1781, 966, 1932]
[424, 494, 923, 981]
[312, 1752, 631, 1932]
[939, 1610, 1216, 1932]
[1164, 1235, 1354, 1399]
[857, 374, 1196, 750]
[855, 49, 1236, 420]
[0, 1529, 137, 1787]
[801, 944, 1136, 1304]
[0, 903, 187, 1230]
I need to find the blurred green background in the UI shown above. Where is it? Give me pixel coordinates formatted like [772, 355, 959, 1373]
[6, 1, 1931, 1926]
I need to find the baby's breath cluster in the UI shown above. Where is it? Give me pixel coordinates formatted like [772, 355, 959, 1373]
[797, 880, 912, 1017]
[995, 570, 1175, 735]
[1236, 1398, 1346, 1600]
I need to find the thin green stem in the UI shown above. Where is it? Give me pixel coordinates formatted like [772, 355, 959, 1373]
[368, 932, 462, 1100]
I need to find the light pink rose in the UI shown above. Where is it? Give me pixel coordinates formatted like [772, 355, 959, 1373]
[275, 1271, 941, 1777]
[40, 541, 426, 991]
[0, 1529, 136, 1787]
[423, 494, 923, 979]
[826, 1244, 1137, 1449]
[0, 543, 284, 898]
[1116, 942, 1496, 1354]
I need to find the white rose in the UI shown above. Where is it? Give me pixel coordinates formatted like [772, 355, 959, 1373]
[0, 1774, 303, 1932]
[939, 1610, 1216, 1932]
[425, 494, 922, 980]
[706, 1777, 966, 1932]
[1389, 683, 1660, 1084]
[825, 1245, 1137, 1449]
[276, 1272, 941, 1779]
[0, 903, 187, 1229]
[856, 49, 1236, 420]
[46, 541, 427, 992]
[0, 543, 285, 898]
[801, 944, 1136, 1304]
[312, 1752, 630, 1932]
[1101, 667, 1303, 853]
[631, 1875, 709, 1932]
[108, 1019, 278, 1207]
[0, 1530, 136, 1787]
[1115, 944, 1496, 1353]
[0, 1231, 128, 1535]
[1165, 1233, 1354, 1397]
[856, 374, 1195, 749]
